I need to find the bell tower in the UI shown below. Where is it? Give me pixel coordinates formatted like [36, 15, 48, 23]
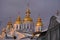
[14, 14, 22, 31]
[6, 17, 13, 33]
[22, 2, 34, 34]
[35, 16, 43, 32]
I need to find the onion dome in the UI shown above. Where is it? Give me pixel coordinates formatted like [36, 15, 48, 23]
[36, 17, 43, 27]
[15, 16, 21, 24]
[7, 18, 13, 29]
[23, 7, 33, 23]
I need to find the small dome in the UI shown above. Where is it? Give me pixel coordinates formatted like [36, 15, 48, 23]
[15, 16, 21, 24]
[7, 20, 13, 29]
[36, 17, 43, 26]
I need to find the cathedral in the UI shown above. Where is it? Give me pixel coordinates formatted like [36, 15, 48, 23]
[0, 3, 43, 40]
[0, 1, 60, 40]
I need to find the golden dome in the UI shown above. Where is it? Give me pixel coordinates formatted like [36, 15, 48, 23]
[23, 7, 33, 23]
[15, 16, 21, 24]
[36, 17, 43, 26]
[23, 16, 32, 23]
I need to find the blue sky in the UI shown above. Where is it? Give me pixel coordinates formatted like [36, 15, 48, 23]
[0, 0, 60, 32]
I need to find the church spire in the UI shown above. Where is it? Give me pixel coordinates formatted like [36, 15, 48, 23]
[26, 1, 31, 17]
[23, 1, 32, 23]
